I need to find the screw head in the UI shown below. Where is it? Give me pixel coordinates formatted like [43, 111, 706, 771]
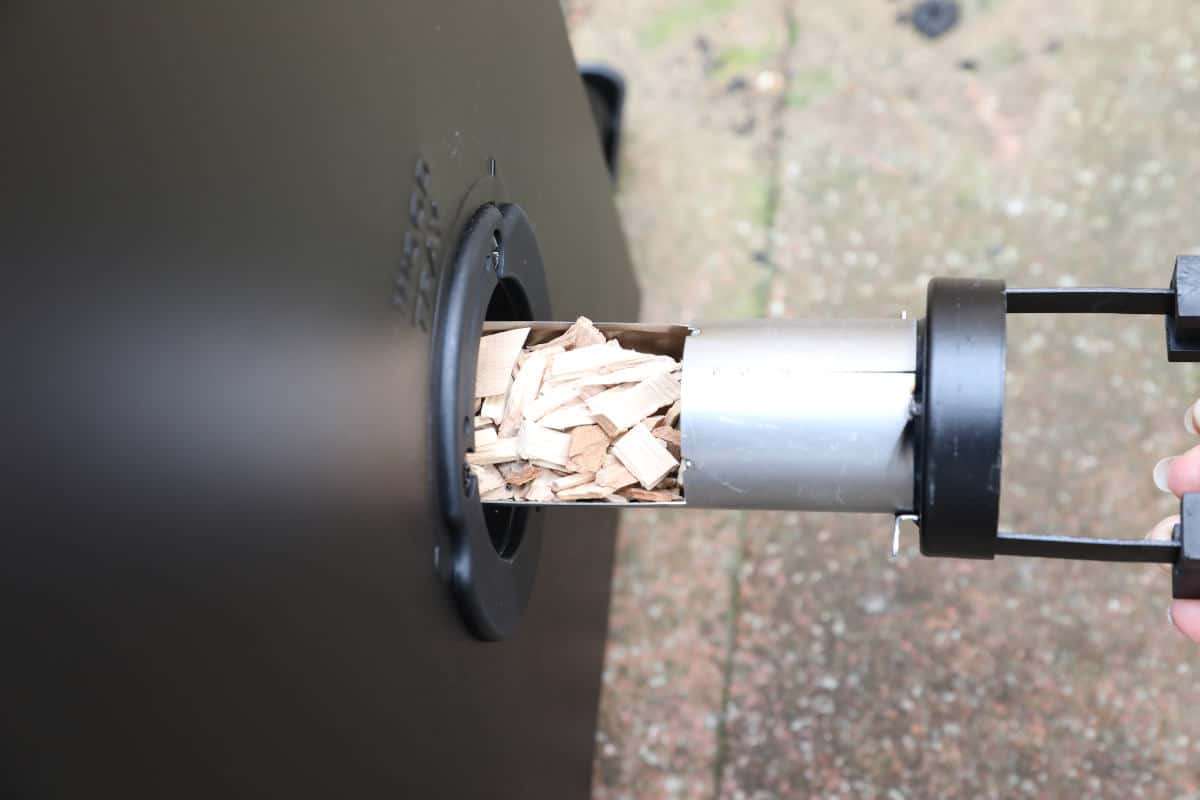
[486, 233, 501, 272]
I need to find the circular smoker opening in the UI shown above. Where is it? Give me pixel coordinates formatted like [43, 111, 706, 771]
[482, 272, 533, 559]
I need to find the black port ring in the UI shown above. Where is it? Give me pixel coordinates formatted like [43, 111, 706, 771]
[431, 203, 551, 640]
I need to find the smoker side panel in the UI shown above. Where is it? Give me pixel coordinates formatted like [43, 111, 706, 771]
[0, 2, 635, 797]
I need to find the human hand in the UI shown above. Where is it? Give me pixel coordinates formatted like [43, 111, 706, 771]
[1147, 400, 1200, 642]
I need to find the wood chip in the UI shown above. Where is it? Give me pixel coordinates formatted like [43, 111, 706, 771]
[466, 437, 519, 465]
[519, 471, 558, 503]
[579, 356, 679, 386]
[586, 372, 681, 436]
[551, 472, 595, 492]
[548, 342, 656, 380]
[653, 426, 682, 459]
[567, 424, 610, 473]
[555, 482, 612, 501]
[661, 399, 681, 428]
[501, 461, 541, 486]
[529, 316, 607, 352]
[499, 348, 557, 436]
[470, 463, 505, 495]
[577, 385, 629, 436]
[540, 402, 595, 430]
[617, 487, 680, 502]
[611, 424, 680, 490]
[595, 457, 638, 491]
[524, 381, 582, 421]
[480, 392, 508, 423]
[481, 485, 514, 501]
[641, 415, 664, 431]
[475, 327, 530, 397]
[474, 416, 494, 429]
[474, 426, 498, 448]
[516, 420, 571, 467]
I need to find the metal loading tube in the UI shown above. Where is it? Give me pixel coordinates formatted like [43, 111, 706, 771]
[679, 319, 918, 513]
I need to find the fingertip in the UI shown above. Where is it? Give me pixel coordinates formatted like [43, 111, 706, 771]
[1154, 457, 1176, 493]
[1167, 444, 1200, 496]
[1170, 599, 1200, 643]
[1145, 513, 1180, 540]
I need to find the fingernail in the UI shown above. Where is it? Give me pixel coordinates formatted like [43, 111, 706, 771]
[1186, 400, 1200, 434]
[1154, 457, 1176, 493]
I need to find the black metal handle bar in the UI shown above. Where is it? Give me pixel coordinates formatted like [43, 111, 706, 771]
[1006, 287, 1174, 315]
[969, 257, 1200, 597]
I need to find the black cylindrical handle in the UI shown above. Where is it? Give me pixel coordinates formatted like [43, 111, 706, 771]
[917, 278, 1007, 559]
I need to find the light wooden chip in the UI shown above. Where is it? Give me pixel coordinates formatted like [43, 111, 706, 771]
[551, 472, 595, 492]
[641, 415, 664, 431]
[579, 356, 679, 386]
[661, 399, 681, 428]
[502, 462, 541, 486]
[524, 381, 582, 421]
[481, 485, 514, 501]
[604, 494, 630, 504]
[529, 459, 570, 471]
[567, 424, 609, 473]
[522, 472, 558, 503]
[466, 437, 519, 465]
[499, 348, 557, 436]
[586, 372, 681, 436]
[548, 342, 656, 380]
[480, 391, 508, 423]
[475, 327, 530, 398]
[579, 384, 631, 436]
[470, 463, 505, 495]
[529, 316, 607, 352]
[474, 416, 494, 429]
[595, 458, 637, 491]
[475, 398, 483, 414]
[555, 482, 612, 501]
[498, 459, 530, 480]
[540, 402, 595, 430]
[653, 426, 682, 459]
[617, 487, 680, 502]
[474, 426, 498, 448]
[611, 424, 679, 490]
[517, 420, 571, 467]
